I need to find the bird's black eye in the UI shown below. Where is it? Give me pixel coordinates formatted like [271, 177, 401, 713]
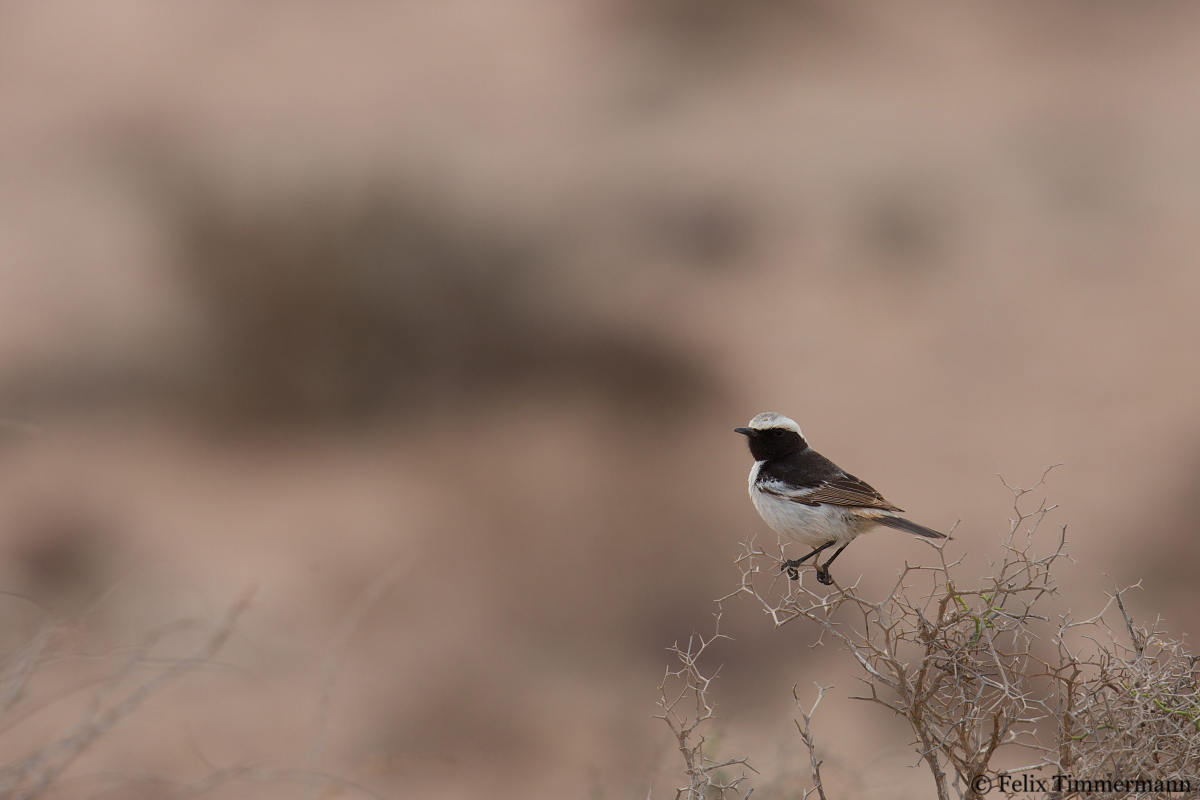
[772, 429, 786, 438]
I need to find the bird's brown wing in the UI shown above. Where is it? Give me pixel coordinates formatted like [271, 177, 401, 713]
[765, 474, 903, 512]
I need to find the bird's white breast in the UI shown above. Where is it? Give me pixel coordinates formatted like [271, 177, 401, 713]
[747, 461, 879, 548]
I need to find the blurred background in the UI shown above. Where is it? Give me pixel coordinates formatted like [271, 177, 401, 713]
[2, 1, 1200, 797]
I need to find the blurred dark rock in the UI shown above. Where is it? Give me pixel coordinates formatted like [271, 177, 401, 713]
[176, 187, 723, 427]
[855, 178, 953, 278]
[641, 196, 754, 270]
[609, 0, 850, 55]
[6, 500, 114, 615]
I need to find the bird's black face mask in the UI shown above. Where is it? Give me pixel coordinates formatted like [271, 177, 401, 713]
[735, 427, 806, 461]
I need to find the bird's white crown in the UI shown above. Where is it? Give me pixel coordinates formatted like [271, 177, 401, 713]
[745, 412, 802, 436]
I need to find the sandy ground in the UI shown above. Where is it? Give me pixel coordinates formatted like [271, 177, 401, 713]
[2, 1, 1200, 797]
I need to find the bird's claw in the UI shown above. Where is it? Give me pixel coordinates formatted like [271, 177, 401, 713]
[815, 568, 834, 586]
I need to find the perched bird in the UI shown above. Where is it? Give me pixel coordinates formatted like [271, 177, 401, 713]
[735, 412, 945, 585]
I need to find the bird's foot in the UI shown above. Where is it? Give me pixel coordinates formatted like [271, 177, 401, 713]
[815, 567, 834, 586]
[781, 559, 803, 581]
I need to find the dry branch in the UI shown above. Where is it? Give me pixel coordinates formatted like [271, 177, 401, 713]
[654, 614, 756, 800]
[661, 467, 1200, 799]
[0, 589, 255, 800]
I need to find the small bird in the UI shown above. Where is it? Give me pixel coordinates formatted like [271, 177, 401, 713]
[735, 412, 945, 585]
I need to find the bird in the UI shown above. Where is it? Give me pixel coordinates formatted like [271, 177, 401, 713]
[735, 412, 945, 585]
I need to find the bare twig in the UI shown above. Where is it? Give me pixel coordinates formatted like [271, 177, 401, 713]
[655, 613, 756, 800]
[793, 684, 829, 800]
[304, 558, 411, 798]
[0, 587, 257, 800]
[709, 468, 1200, 800]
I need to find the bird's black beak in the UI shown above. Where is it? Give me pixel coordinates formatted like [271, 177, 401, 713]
[734, 427, 754, 437]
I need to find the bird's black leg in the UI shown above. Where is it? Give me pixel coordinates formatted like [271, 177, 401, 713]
[781, 542, 835, 581]
[815, 543, 850, 586]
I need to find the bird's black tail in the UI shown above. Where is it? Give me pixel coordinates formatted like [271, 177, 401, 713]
[877, 516, 946, 539]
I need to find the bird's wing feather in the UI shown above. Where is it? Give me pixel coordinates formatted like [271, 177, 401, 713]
[794, 475, 903, 512]
[756, 447, 904, 512]
[761, 474, 903, 512]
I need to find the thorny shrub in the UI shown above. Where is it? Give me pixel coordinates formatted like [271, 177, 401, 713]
[657, 469, 1200, 800]
[0, 575, 399, 800]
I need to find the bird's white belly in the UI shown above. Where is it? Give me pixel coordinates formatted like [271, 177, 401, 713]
[748, 463, 879, 548]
